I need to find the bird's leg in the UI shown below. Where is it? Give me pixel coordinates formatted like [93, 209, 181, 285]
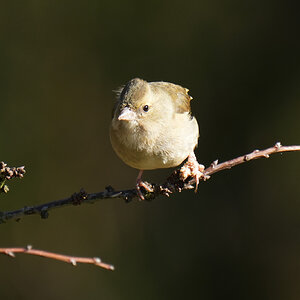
[180, 152, 205, 192]
[136, 170, 153, 200]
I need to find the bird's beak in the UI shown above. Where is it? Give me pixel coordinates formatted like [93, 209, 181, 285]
[118, 107, 136, 121]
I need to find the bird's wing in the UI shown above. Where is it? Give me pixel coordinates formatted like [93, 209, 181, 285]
[150, 81, 193, 114]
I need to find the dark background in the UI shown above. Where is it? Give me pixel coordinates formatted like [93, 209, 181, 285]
[0, 1, 299, 299]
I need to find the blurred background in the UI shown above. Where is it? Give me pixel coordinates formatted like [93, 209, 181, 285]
[0, 0, 299, 299]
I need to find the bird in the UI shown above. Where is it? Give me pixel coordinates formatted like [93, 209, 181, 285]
[110, 78, 204, 200]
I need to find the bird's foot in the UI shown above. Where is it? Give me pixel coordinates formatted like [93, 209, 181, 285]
[180, 152, 207, 192]
[136, 180, 154, 201]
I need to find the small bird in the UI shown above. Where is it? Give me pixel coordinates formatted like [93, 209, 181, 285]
[110, 78, 204, 200]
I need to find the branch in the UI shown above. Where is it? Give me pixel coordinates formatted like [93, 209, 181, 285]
[0, 162, 25, 194]
[0, 245, 114, 270]
[0, 142, 299, 224]
[203, 142, 300, 176]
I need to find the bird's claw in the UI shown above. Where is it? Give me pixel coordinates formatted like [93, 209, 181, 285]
[136, 180, 154, 201]
[180, 153, 206, 192]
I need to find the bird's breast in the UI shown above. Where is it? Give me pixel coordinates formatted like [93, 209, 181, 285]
[110, 114, 199, 170]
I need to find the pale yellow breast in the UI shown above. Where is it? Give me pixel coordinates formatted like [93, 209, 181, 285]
[110, 113, 199, 170]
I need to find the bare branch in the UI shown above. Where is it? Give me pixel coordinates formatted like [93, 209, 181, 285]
[203, 142, 300, 176]
[0, 245, 114, 270]
[0, 143, 299, 224]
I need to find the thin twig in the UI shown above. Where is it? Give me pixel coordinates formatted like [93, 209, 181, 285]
[0, 245, 114, 270]
[0, 143, 299, 224]
[0, 162, 25, 194]
[203, 142, 300, 176]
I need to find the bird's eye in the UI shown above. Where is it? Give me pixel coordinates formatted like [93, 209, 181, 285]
[143, 105, 149, 112]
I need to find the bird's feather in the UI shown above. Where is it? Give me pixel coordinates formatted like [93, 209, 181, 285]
[149, 81, 193, 114]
